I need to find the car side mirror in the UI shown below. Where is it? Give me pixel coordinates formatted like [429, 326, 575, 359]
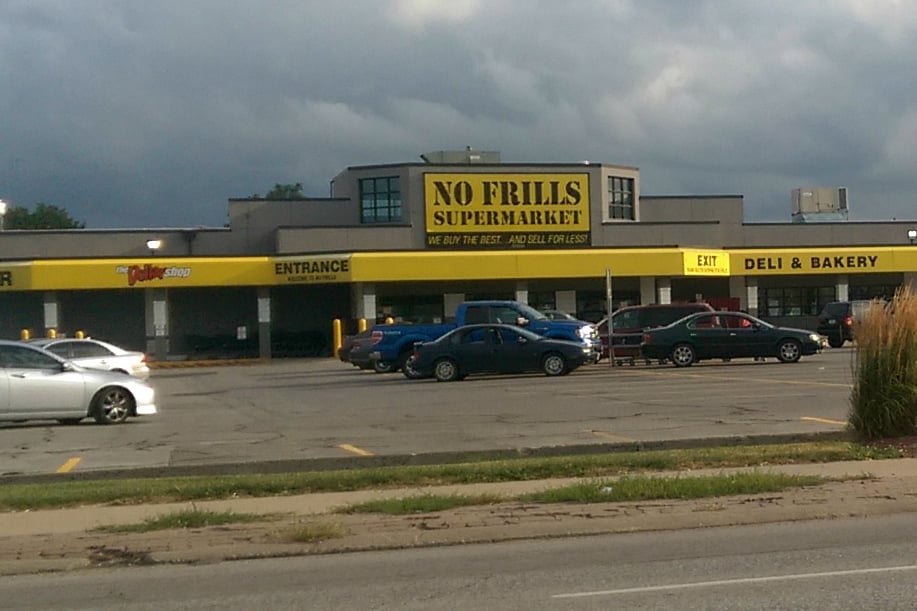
[517, 336, 528, 344]
[61, 361, 75, 372]
[516, 316, 529, 326]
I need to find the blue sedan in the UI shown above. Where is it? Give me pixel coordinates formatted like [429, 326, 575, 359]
[409, 324, 594, 382]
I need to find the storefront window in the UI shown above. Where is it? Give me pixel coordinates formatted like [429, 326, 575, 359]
[377, 295, 443, 323]
[758, 287, 834, 317]
[849, 285, 897, 301]
[529, 291, 556, 311]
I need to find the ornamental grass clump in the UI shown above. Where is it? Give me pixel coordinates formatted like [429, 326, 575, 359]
[849, 289, 917, 439]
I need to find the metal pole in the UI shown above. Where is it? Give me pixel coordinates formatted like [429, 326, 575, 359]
[606, 268, 615, 367]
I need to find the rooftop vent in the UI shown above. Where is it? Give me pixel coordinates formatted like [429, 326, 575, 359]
[420, 147, 501, 164]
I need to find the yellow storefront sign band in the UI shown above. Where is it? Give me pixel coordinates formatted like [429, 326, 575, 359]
[734, 248, 910, 275]
[424, 173, 591, 234]
[3, 246, 917, 291]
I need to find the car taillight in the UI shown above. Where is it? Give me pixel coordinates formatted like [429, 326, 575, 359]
[140, 354, 147, 363]
[642, 333, 652, 343]
[844, 316, 853, 327]
[371, 330, 383, 344]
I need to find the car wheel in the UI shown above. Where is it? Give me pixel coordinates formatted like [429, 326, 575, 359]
[433, 358, 459, 382]
[401, 354, 425, 379]
[670, 343, 695, 367]
[373, 359, 396, 374]
[542, 352, 567, 376]
[57, 418, 83, 425]
[777, 339, 802, 363]
[91, 387, 134, 424]
[827, 335, 844, 348]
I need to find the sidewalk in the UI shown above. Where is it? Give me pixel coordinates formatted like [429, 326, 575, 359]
[2, 458, 917, 575]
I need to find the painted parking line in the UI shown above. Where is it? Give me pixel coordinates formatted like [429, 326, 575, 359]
[801, 416, 848, 426]
[338, 444, 374, 456]
[626, 368, 853, 388]
[590, 430, 636, 443]
[56, 457, 81, 473]
[553, 564, 917, 599]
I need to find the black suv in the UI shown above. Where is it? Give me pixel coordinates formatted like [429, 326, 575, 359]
[816, 300, 872, 347]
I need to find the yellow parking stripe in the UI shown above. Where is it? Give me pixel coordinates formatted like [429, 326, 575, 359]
[627, 369, 853, 388]
[590, 430, 636, 443]
[338, 444, 374, 456]
[56, 457, 81, 473]
[801, 416, 848, 426]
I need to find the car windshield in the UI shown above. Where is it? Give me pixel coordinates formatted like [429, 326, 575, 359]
[515, 304, 548, 321]
[611, 309, 641, 330]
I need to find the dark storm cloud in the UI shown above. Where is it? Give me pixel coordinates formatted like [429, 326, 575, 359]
[1, 0, 916, 228]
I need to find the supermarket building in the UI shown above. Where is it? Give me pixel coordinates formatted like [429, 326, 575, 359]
[1, 150, 915, 361]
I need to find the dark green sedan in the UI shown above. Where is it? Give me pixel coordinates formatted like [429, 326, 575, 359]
[640, 311, 826, 367]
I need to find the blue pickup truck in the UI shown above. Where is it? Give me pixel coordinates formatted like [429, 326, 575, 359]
[367, 300, 601, 376]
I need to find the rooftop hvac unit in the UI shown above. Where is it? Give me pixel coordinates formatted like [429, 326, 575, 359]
[791, 187, 849, 222]
[420, 149, 501, 164]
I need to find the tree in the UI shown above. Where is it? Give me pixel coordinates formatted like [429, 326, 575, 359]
[5, 202, 86, 229]
[264, 183, 305, 200]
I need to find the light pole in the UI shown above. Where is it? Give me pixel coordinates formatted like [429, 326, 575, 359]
[0, 199, 7, 231]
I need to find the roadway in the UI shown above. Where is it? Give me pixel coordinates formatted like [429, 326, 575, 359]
[0, 347, 857, 478]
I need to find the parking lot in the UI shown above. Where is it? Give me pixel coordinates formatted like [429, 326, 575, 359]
[0, 347, 856, 478]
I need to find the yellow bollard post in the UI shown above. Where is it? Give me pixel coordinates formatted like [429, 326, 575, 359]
[385, 317, 394, 325]
[332, 318, 342, 358]
[76, 330, 85, 339]
[20, 329, 30, 340]
[48, 328, 57, 339]
[358, 318, 367, 332]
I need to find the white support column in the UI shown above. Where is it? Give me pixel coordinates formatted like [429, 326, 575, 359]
[555, 290, 576, 314]
[145, 287, 169, 360]
[514, 280, 528, 305]
[729, 276, 747, 311]
[257, 287, 272, 359]
[42, 291, 59, 337]
[640, 277, 656, 305]
[351, 282, 376, 323]
[656, 278, 672, 305]
[745, 277, 759, 316]
[836, 274, 849, 302]
[444, 293, 465, 320]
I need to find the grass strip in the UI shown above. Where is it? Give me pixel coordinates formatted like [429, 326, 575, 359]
[338, 473, 826, 515]
[0, 441, 895, 511]
[92, 509, 268, 533]
[340, 493, 505, 515]
[279, 521, 348, 543]
[521, 472, 825, 503]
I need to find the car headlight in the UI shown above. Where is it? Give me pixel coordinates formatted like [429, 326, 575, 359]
[808, 333, 821, 342]
[577, 325, 595, 339]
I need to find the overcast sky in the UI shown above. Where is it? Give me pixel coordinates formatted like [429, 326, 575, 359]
[1, 0, 916, 229]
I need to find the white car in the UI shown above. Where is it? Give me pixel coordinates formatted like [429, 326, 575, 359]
[0, 340, 157, 425]
[29, 338, 150, 380]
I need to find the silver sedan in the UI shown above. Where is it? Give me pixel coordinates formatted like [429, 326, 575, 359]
[28, 337, 151, 379]
[0, 340, 157, 425]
